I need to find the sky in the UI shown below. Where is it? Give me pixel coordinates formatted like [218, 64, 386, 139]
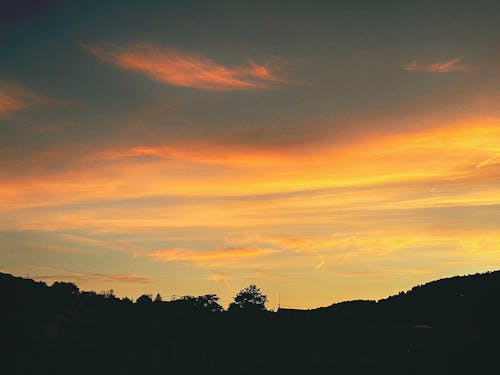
[1, 0, 500, 309]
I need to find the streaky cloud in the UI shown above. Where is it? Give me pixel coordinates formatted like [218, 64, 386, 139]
[34, 272, 152, 284]
[148, 247, 273, 262]
[0, 91, 24, 117]
[315, 261, 325, 270]
[0, 82, 42, 117]
[404, 58, 466, 73]
[476, 154, 498, 169]
[84, 43, 287, 91]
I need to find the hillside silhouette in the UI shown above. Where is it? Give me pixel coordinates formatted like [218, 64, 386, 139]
[1, 270, 500, 374]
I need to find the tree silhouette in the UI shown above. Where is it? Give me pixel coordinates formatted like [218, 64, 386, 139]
[51, 281, 79, 296]
[101, 289, 116, 299]
[136, 293, 153, 304]
[179, 294, 223, 312]
[154, 292, 162, 302]
[197, 293, 223, 312]
[229, 284, 267, 312]
[2, 270, 500, 374]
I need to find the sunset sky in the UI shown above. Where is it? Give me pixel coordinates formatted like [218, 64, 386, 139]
[1, 0, 500, 309]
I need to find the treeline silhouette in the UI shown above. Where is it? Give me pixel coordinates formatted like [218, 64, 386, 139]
[1, 271, 500, 374]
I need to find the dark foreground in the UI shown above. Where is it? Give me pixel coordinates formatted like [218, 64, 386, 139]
[2, 270, 500, 374]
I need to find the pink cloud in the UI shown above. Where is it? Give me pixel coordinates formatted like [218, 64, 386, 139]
[403, 60, 418, 71]
[0, 91, 24, 116]
[404, 58, 466, 73]
[84, 43, 287, 91]
[0, 82, 43, 117]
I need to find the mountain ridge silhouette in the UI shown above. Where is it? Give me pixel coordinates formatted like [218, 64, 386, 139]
[1, 270, 499, 374]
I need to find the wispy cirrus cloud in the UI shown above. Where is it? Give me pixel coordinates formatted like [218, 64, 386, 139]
[84, 43, 287, 91]
[315, 261, 325, 270]
[404, 58, 466, 73]
[0, 91, 24, 116]
[33, 272, 152, 284]
[0, 82, 42, 117]
[476, 154, 498, 169]
[208, 272, 233, 288]
[148, 247, 273, 262]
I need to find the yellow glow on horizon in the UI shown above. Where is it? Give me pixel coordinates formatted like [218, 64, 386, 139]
[2, 117, 500, 308]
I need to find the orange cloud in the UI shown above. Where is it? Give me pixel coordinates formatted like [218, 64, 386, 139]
[233, 234, 420, 258]
[0, 91, 24, 116]
[107, 274, 152, 283]
[2, 116, 500, 217]
[403, 60, 418, 71]
[33, 272, 151, 284]
[4, 116, 500, 308]
[0, 82, 42, 117]
[148, 247, 273, 262]
[428, 58, 465, 72]
[404, 58, 466, 73]
[84, 43, 286, 90]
